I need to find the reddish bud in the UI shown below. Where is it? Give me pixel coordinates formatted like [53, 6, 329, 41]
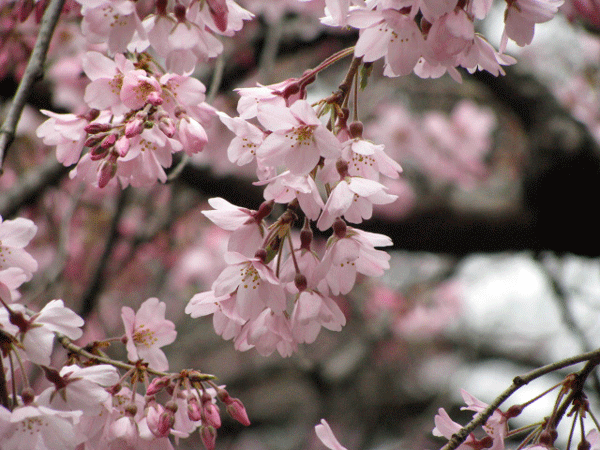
[90, 146, 109, 161]
[84, 123, 113, 134]
[158, 117, 175, 137]
[81, 109, 100, 122]
[505, 404, 523, 419]
[98, 159, 117, 188]
[146, 376, 170, 396]
[225, 398, 250, 426]
[100, 133, 117, 149]
[84, 135, 105, 148]
[200, 425, 217, 450]
[202, 403, 222, 429]
[188, 396, 203, 421]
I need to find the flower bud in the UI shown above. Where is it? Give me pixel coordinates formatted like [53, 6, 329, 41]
[146, 376, 170, 396]
[98, 159, 117, 188]
[225, 398, 250, 426]
[202, 403, 221, 429]
[200, 425, 217, 450]
[125, 118, 144, 138]
[188, 396, 203, 421]
[85, 122, 113, 134]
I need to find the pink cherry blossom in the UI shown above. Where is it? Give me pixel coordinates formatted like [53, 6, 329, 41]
[0, 404, 84, 450]
[0, 215, 38, 280]
[501, 0, 564, 51]
[121, 297, 177, 371]
[256, 100, 341, 175]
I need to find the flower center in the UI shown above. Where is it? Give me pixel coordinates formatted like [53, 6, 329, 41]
[133, 324, 158, 348]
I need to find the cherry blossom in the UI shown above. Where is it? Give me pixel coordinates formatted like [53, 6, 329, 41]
[121, 297, 177, 371]
[0, 215, 38, 280]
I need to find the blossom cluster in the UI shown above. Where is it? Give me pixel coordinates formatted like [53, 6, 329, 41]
[185, 72, 402, 356]
[316, 0, 563, 82]
[0, 216, 250, 450]
[36, 50, 213, 188]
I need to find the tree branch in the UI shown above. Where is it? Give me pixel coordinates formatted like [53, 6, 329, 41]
[440, 348, 600, 450]
[0, 0, 66, 171]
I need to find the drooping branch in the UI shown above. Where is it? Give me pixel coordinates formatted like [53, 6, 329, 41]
[440, 347, 600, 450]
[0, 0, 66, 171]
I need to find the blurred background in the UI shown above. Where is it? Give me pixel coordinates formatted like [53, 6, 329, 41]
[2, 0, 600, 449]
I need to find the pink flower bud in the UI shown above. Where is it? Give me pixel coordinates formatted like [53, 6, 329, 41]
[178, 117, 208, 155]
[159, 117, 176, 138]
[90, 146, 109, 161]
[100, 133, 117, 149]
[147, 91, 164, 106]
[188, 396, 203, 421]
[85, 122, 113, 134]
[98, 159, 117, 188]
[202, 403, 221, 429]
[114, 136, 130, 157]
[200, 425, 217, 450]
[125, 118, 144, 138]
[146, 376, 171, 396]
[225, 398, 250, 426]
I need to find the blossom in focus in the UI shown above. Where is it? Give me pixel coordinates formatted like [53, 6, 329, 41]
[121, 297, 177, 371]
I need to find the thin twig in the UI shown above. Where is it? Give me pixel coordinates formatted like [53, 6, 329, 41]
[440, 347, 600, 450]
[0, 0, 66, 172]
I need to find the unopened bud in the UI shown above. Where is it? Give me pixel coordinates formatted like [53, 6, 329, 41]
[147, 91, 164, 106]
[100, 133, 117, 149]
[114, 136, 130, 157]
[81, 109, 100, 122]
[202, 403, 221, 429]
[84, 134, 105, 148]
[200, 425, 217, 450]
[505, 404, 523, 419]
[188, 397, 203, 421]
[146, 376, 170, 396]
[90, 146, 109, 161]
[158, 117, 175, 137]
[125, 118, 144, 138]
[98, 159, 117, 188]
[226, 398, 250, 426]
[85, 122, 113, 134]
